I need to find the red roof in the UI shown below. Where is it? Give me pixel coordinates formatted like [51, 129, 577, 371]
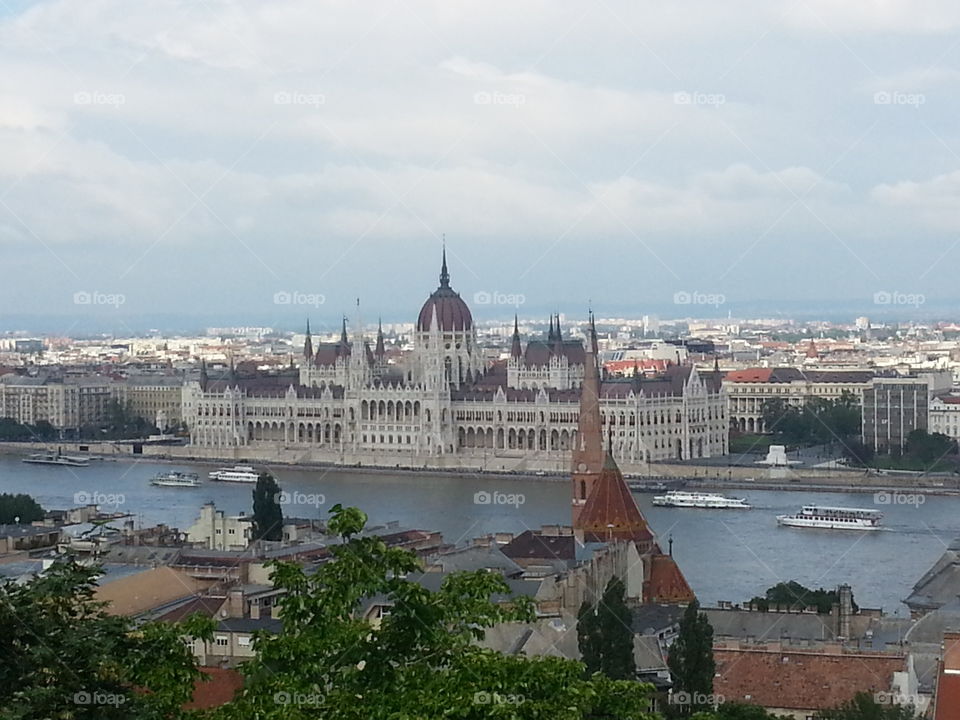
[185, 667, 244, 709]
[935, 633, 960, 720]
[723, 368, 773, 383]
[714, 647, 904, 711]
[576, 452, 654, 549]
[645, 553, 695, 604]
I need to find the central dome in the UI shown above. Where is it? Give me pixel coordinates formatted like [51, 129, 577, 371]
[416, 249, 473, 332]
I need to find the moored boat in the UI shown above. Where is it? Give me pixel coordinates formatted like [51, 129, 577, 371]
[208, 465, 260, 483]
[22, 451, 90, 467]
[652, 490, 751, 509]
[150, 471, 200, 488]
[777, 505, 882, 531]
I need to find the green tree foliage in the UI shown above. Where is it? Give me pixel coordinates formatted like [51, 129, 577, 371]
[251, 473, 284, 542]
[905, 429, 957, 464]
[668, 600, 715, 714]
[217, 504, 658, 720]
[0, 417, 58, 441]
[814, 691, 920, 720]
[692, 702, 785, 720]
[760, 392, 861, 446]
[578, 576, 636, 680]
[0, 559, 213, 719]
[0, 492, 45, 524]
[81, 399, 158, 440]
[748, 581, 856, 615]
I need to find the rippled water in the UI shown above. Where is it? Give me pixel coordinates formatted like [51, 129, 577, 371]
[1, 456, 955, 614]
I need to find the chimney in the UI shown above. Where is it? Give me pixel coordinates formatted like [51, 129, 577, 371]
[838, 584, 853, 639]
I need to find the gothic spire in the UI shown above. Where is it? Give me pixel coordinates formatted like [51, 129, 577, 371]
[303, 319, 313, 361]
[547, 314, 556, 342]
[340, 315, 349, 346]
[439, 239, 450, 288]
[375, 317, 386, 358]
[511, 314, 522, 358]
[555, 313, 563, 341]
[199, 359, 208, 391]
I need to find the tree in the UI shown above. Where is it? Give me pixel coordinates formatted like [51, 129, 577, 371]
[814, 691, 920, 720]
[668, 599, 715, 714]
[251, 473, 284, 542]
[0, 492, 45, 525]
[0, 559, 213, 719]
[216, 504, 658, 720]
[578, 576, 636, 680]
[749, 581, 856, 615]
[692, 703, 783, 720]
[905, 429, 956, 464]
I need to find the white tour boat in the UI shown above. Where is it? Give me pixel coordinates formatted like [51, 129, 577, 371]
[208, 465, 260, 483]
[777, 505, 883, 531]
[150, 471, 200, 488]
[652, 491, 751, 509]
[22, 451, 90, 467]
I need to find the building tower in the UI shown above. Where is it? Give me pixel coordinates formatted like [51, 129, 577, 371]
[571, 313, 605, 524]
[303, 319, 313, 363]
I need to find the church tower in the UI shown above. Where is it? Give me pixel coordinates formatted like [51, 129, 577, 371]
[571, 313, 604, 524]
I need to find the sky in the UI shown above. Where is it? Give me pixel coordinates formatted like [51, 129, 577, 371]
[2, 0, 960, 332]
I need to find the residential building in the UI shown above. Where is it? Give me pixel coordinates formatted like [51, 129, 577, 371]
[862, 376, 932, 454]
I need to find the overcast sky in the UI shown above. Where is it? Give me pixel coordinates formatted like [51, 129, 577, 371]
[2, 1, 960, 331]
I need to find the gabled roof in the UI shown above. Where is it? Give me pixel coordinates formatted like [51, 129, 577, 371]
[576, 451, 654, 547]
[501, 530, 576, 562]
[645, 553, 695, 604]
[713, 647, 905, 711]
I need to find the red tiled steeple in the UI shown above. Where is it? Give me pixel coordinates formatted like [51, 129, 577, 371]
[571, 316, 604, 523]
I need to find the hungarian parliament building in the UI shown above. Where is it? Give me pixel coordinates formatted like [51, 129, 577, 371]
[183, 252, 729, 470]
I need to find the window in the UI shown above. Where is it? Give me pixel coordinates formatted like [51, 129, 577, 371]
[215, 636, 229, 647]
[237, 636, 251, 647]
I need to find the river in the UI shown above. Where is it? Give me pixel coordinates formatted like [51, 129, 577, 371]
[1, 456, 954, 614]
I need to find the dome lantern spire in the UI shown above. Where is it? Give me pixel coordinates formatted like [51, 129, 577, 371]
[439, 237, 450, 288]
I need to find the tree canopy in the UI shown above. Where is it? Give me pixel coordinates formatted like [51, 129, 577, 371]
[0, 559, 213, 719]
[813, 691, 920, 720]
[251, 473, 284, 542]
[0, 492, 45, 525]
[748, 581, 856, 615]
[667, 599, 715, 715]
[216, 504, 658, 720]
[578, 576, 636, 680]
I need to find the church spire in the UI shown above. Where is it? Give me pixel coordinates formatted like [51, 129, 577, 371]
[511, 314, 522, 359]
[571, 311, 604, 525]
[439, 239, 450, 288]
[547, 314, 556, 342]
[340, 316, 349, 346]
[199, 359, 208, 391]
[303, 319, 313, 361]
[375, 317, 385, 358]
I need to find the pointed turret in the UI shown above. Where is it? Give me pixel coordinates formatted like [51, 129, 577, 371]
[571, 312, 605, 524]
[375, 318, 386, 359]
[340, 316, 349, 346]
[552, 313, 564, 356]
[440, 241, 450, 288]
[510, 315, 522, 359]
[303, 319, 313, 361]
[575, 426, 654, 550]
[547, 314, 556, 342]
[555, 313, 563, 341]
[199, 359, 208, 392]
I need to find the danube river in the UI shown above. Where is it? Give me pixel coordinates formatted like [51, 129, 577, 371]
[1, 456, 956, 614]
